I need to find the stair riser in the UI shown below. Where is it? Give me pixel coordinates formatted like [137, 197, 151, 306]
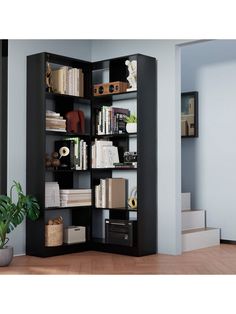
[182, 229, 220, 252]
[182, 211, 205, 231]
[181, 193, 191, 211]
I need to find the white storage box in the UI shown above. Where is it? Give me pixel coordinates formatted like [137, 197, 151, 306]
[63, 226, 86, 244]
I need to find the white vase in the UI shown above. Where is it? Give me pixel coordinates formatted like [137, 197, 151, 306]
[126, 123, 137, 133]
[0, 246, 13, 267]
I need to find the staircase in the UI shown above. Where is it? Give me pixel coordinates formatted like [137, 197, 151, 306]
[181, 193, 220, 252]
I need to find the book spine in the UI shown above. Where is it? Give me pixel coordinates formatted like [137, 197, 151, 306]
[101, 179, 106, 208]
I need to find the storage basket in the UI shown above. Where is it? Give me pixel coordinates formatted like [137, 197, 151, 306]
[45, 224, 63, 247]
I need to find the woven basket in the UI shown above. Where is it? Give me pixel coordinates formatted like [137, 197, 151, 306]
[45, 224, 63, 247]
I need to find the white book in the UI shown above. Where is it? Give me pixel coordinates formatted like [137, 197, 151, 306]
[100, 179, 106, 208]
[60, 189, 92, 194]
[102, 146, 119, 168]
[68, 68, 73, 95]
[91, 144, 95, 168]
[46, 128, 66, 132]
[83, 141, 87, 170]
[95, 140, 112, 168]
[95, 185, 100, 208]
[80, 139, 84, 170]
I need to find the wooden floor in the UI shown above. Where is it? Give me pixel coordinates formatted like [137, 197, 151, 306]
[1, 244, 236, 274]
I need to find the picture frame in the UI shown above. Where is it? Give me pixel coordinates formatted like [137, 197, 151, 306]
[181, 91, 198, 138]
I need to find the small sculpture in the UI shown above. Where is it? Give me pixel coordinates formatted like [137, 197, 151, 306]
[125, 60, 137, 91]
[45, 152, 61, 169]
[45, 62, 53, 92]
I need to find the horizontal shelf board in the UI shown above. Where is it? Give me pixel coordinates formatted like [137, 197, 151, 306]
[92, 133, 137, 139]
[93, 91, 137, 102]
[46, 92, 91, 104]
[92, 167, 137, 171]
[45, 168, 90, 173]
[46, 130, 91, 138]
[92, 238, 137, 249]
[45, 206, 92, 210]
[93, 207, 138, 212]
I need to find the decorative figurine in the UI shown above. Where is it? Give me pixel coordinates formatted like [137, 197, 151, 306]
[45, 152, 61, 169]
[125, 60, 137, 91]
[45, 62, 53, 92]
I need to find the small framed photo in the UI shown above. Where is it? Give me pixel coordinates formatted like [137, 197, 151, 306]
[181, 91, 198, 138]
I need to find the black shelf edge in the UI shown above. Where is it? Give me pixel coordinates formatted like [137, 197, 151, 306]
[92, 91, 137, 102]
[46, 91, 91, 104]
[46, 130, 91, 138]
[92, 133, 137, 139]
[93, 207, 138, 212]
[45, 168, 90, 173]
[92, 167, 137, 171]
[45, 205, 92, 211]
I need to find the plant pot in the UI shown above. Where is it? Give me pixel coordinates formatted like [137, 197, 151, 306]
[0, 246, 13, 267]
[126, 123, 137, 133]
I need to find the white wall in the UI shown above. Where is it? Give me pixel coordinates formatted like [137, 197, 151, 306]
[181, 40, 236, 240]
[8, 40, 91, 255]
[7, 39, 186, 256]
[91, 40, 185, 254]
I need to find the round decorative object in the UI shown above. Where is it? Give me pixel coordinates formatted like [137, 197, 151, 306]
[128, 187, 137, 209]
[59, 146, 70, 157]
[0, 246, 13, 267]
[126, 123, 137, 133]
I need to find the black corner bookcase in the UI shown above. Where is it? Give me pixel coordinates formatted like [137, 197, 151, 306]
[26, 52, 157, 257]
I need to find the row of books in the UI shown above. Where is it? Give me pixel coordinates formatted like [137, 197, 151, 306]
[91, 139, 119, 168]
[96, 106, 130, 135]
[45, 182, 92, 208]
[55, 138, 88, 170]
[50, 65, 84, 97]
[46, 110, 66, 132]
[95, 178, 126, 208]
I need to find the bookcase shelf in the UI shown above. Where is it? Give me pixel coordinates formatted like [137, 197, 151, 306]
[93, 90, 137, 102]
[93, 206, 138, 212]
[92, 133, 137, 139]
[26, 52, 157, 257]
[45, 205, 92, 211]
[46, 130, 91, 138]
[46, 91, 91, 104]
[45, 168, 90, 173]
[92, 167, 137, 171]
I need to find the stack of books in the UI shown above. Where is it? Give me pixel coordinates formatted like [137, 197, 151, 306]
[50, 65, 84, 97]
[45, 182, 60, 208]
[91, 139, 119, 168]
[96, 106, 130, 135]
[95, 178, 127, 208]
[46, 110, 66, 132]
[60, 189, 92, 207]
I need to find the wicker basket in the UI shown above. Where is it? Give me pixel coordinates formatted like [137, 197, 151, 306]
[45, 224, 63, 247]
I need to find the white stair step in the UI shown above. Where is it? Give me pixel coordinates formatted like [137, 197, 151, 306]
[181, 192, 191, 211]
[182, 228, 220, 252]
[182, 209, 205, 231]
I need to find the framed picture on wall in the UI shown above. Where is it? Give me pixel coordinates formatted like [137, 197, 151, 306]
[181, 91, 198, 138]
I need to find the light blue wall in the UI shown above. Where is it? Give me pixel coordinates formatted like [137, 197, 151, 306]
[92, 40, 185, 254]
[7, 39, 186, 256]
[181, 40, 236, 240]
[8, 40, 91, 255]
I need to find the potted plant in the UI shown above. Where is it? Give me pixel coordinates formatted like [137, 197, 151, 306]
[0, 181, 40, 266]
[125, 114, 137, 133]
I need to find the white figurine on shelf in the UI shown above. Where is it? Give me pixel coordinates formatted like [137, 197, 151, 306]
[125, 60, 137, 91]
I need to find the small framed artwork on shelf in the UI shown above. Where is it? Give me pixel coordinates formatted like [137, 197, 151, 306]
[181, 91, 198, 138]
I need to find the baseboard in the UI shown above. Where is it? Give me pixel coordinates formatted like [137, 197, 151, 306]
[220, 239, 236, 245]
[13, 253, 26, 257]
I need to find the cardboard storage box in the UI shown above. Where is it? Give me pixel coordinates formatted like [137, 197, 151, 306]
[64, 226, 86, 244]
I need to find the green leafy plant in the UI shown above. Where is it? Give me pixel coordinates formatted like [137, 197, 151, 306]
[0, 181, 40, 249]
[124, 114, 137, 123]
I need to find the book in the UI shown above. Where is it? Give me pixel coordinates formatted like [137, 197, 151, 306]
[106, 178, 127, 208]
